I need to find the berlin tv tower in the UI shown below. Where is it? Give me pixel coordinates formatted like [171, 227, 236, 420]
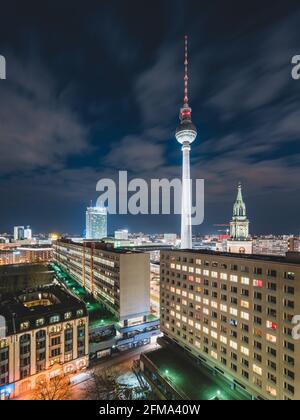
[175, 36, 197, 249]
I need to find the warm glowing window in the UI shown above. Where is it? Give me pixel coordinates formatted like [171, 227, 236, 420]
[241, 300, 249, 309]
[211, 331, 218, 339]
[230, 307, 238, 316]
[241, 312, 249, 321]
[195, 340, 201, 348]
[241, 277, 250, 285]
[266, 334, 277, 343]
[211, 301, 218, 309]
[230, 340, 238, 350]
[253, 279, 263, 288]
[211, 351, 218, 360]
[230, 275, 238, 283]
[203, 327, 209, 335]
[241, 346, 249, 356]
[211, 321, 218, 329]
[220, 273, 227, 280]
[220, 304, 227, 313]
[189, 267, 194, 273]
[203, 298, 209, 306]
[203, 308, 209, 315]
[196, 268, 201, 274]
[188, 319, 194, 326]
[266, 321, 277, 330]
[211, 271, 218, 278]
[266, 386, 277, 397]
[188, 275, 194, 282]
[253, 364, 262, 376]
[195, 323, 201, 330]
[176, 264, 182, 270]
[203, 270, 209, 276]
[196, 259, 201, 265]
[188, 293, 194, 300]
[220, 335, 227, 344]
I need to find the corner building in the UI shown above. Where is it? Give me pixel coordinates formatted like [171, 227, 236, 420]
[160, 249, 300, 400]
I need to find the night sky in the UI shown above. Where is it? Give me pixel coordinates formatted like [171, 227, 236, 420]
[0, 0, 300, 236]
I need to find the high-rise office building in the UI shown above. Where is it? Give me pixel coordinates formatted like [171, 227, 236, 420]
[14, 226, 24, 241]
[159, 249, 300, 400]
[175, 36, 197, 250]
[24, 226, 32, 240]
[85, 206, 107, 240]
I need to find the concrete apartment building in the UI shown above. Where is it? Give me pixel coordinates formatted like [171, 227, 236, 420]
[53, 240, 159, 358]
[159, 249, 300, 400]
[53, 239, 150, 324]
[0, 284, 89, 399]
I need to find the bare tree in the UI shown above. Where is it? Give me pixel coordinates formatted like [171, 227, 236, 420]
[33, 374, 71, 400]
[85, 367, 145, 400]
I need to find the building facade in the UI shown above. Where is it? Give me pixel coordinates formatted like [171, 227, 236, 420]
[160, 249, 300, 400]
[86, 206, 107, 240]
[0, 285, 89, 399]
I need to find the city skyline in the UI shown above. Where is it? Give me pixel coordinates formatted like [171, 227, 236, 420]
[0, 1, 300, 235]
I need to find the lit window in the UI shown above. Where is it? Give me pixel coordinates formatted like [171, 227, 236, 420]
[176, 313, 181, 320]
[188, 319, 194, 326]
[182, 299, 187, 306]
[20, 321, 30, 331]
[253, 364, 262, 376]
[211, 321, 218, 329]
[241, 312, 249, 321]
[220, 335, 227, 344]
[170, 263, 175, 269]
[195, 340, 201, 348]
[211, 351, 218, 360]
[211, 271, 218, 278]
[203, 270, 209, 276]
[230, 275, 238, 283]
[182, 265, 187, 271]
[253, 279, 263, 288]
[203, 298, 209, 306]
[36, 318, 44, 327]
[230, 340, 238, 350]
[188, 275, 194, 282]
[203, 308, 209, 315]
[195, 295, 201, 302]
[176, 264, 182, 270]
[241, 346, 249, 356]
[195, 268, 201, 274]
[220, 273, 227, 280]
[203, 327, 209, 335]
[50, 315, 60, 324]
[189, 267, 194, 273]
[211, 331, 218, 339]
[182, 316, 187, 323]
[195, 323, 201, 331]
[230, 307, 238, 316]
[196, 259, 202, 265]
[188, 293, 194, 300]
[241, 300, 249, 309]
[211, 301, 218, 309]
[266, 386, 277, 397]
[220, 304, 228, 313]
[266, 321, 277, 330]
[241, 277, 250, 285]
[266, 334, 277, 343]
[64, 312, 72, 320]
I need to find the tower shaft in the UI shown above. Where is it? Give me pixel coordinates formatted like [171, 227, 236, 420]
[181, 143, 192, 249]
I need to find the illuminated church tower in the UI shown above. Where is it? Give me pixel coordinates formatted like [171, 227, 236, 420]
[227, 183, 252, 254]
[175, 36, 197, 249]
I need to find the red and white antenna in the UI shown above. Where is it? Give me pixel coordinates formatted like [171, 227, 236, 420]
[184, 35, 189, 105]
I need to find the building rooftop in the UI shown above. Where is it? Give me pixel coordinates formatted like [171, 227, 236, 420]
[57, 238, 143, 254]
[143, 345, 250, 400]
[162, 248, 300, 265]
[0, 283, 87, 335]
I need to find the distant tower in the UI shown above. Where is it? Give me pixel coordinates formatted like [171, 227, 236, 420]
[230, 182, 249, 239]
[227, 183, 252, 254]
[86, 206, 107, 240]
[175, 36, 197, 249]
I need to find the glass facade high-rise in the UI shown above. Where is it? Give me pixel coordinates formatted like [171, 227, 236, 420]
[85, 206, 107, 239]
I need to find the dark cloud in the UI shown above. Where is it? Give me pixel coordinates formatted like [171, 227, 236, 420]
[0, 0, 300, 234]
